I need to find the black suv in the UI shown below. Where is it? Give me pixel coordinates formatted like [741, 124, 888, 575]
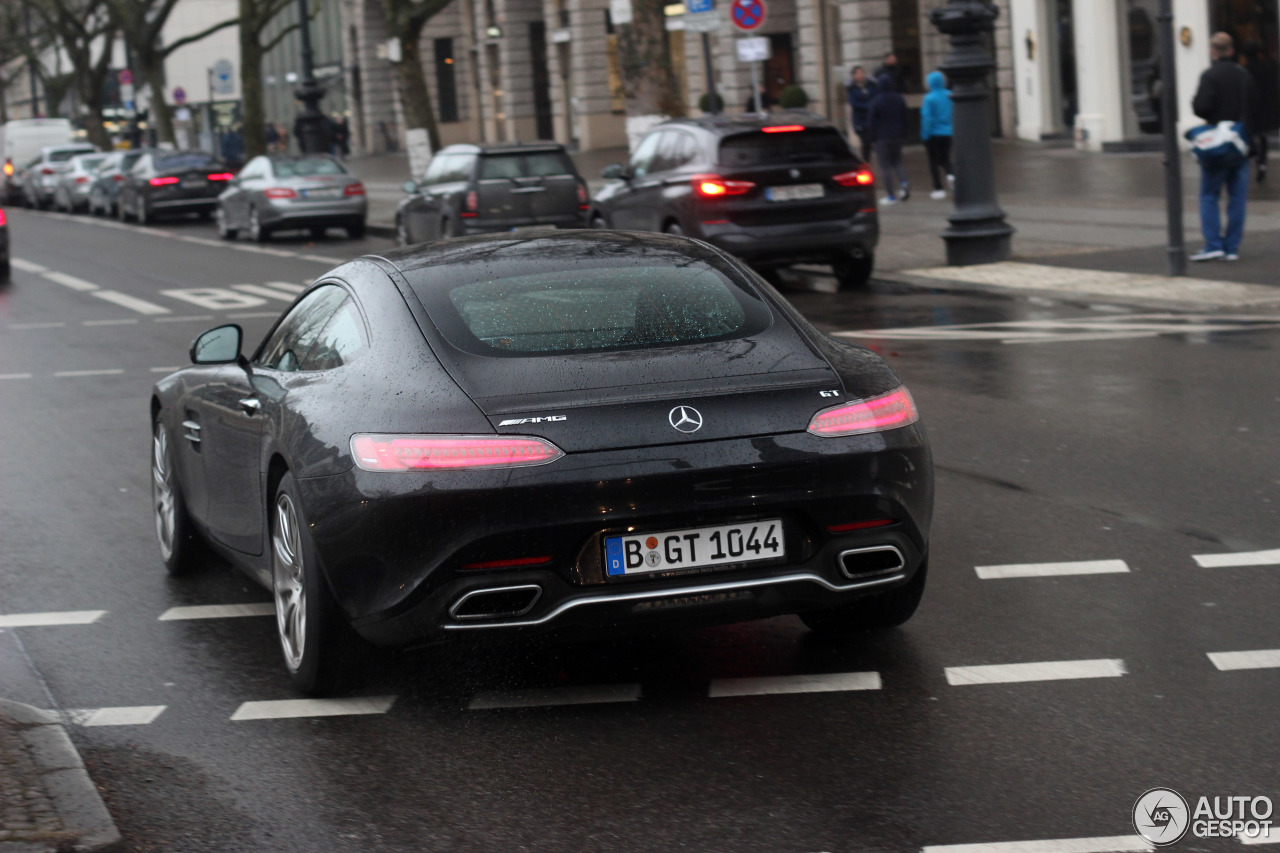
[589, 113, 878, 289]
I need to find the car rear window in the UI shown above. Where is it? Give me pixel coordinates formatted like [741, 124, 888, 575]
[78, 156, 106, 170]
[718, 128, 855, 167]
[49, 148, 95, 163]
[478, 151, 575, 180]
[275, 157, 347, 177]
[156, 153, 217, 171]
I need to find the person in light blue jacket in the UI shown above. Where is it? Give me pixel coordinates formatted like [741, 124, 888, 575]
[920, 70, 954, 199]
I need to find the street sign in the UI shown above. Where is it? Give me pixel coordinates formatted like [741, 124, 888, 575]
[684, 11, 721, 31]
[610, 0, 633, 25]
[119, 69, 132, 86]
[212, 59, 234, 95]
[172, 86, 186, 105]
[730, 0, 765, 30]
[686, 0, 713, 13]
[736, 36, 771, 62]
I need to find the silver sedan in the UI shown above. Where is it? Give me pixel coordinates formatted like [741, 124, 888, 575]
[215, 154, 366, 242]
[53, 153, 109, 213]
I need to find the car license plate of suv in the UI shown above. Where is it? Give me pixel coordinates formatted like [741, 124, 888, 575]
[604, 519, 784, 577]
[766, 184, 823, 202]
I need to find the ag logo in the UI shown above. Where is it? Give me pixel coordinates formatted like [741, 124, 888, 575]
[668, 405, 703, 433]
[1133, 788, 1190, 846]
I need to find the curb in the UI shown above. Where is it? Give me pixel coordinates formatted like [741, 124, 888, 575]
[366, 221, 396, 240]
[0, 699, 121, 853]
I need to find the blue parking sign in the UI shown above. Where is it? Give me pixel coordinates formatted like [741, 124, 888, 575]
[687, 0, 714, 14]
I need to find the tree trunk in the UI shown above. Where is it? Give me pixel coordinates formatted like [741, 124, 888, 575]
[143, 55, 175, 145]
[395, 30, 440, 151]
[239, 5, 266, 159]
[616, 0, 683, 119]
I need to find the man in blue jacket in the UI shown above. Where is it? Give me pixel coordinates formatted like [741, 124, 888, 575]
[921, 70, 954, 199]
[846, 65, 877, 162]
[868, 72, 909, 204]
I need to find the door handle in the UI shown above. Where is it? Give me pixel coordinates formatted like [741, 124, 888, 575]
[182, 420, 202, 444]
[239, 397, 261, 415]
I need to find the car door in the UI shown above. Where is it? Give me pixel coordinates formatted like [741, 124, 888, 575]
[231, 157, 269, 226]
[404, 153, 450, 242]
[605, 131, 664, 230]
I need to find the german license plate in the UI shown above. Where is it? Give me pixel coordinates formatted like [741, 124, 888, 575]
[604, 519, 784, 577]
[182, 177, 205, 189]
[766, 183, 823, 202]
[303, 187, 342, 199]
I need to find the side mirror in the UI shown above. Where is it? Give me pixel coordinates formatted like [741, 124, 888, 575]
[601, 163, 625, 180]
[402, 179, 419, 194]
[190, 324, 243, 364]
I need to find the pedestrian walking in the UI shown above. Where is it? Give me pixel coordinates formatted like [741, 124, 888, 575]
[920, 70, 954, 199]
[1189, 31, 1258, 261]
[1242, 42, 1278, 182]
[265, 122, 279, 153]
[868, 72, 909, 204]
[845, 65, 877, 163]
[220, 123, 245, 170]
[331, 115, 351, 157]
[276, 122, 290, 153]
[875, 52, 906, 96]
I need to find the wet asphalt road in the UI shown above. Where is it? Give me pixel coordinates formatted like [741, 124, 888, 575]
[0, 208, 1277, 853]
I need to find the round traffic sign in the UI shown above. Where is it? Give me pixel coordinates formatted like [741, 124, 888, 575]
[119, 69, 132, 85]
[731, 0, 765, 30]
[172, 86, 186, 105]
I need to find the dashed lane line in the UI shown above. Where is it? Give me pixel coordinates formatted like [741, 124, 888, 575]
[82, 318, 139, 326]
[709, 671, 881, 698]
[53, 368, 125, 377]
[9, 322, 66, 329]
[468, 684, 642, 710]
[1194, 549, 1280, 568]
[975, 559, 1130, 580]
[42, 270, 99, 292]
[153, 315, 215, 323]
[0, 610, 107, 627]
[1206, 649, 1280, 671]
[64, 706, 167, 727]
[89, 289, 171, 315]
[0, 373, 32, 380]
[149, 366, 181, 373]
[10, 258, 49, 273]
[159, 603, 274, 620]
[944, 659, 1127, 686]
[921, 835, 1152, 853]
[230, 696, 397, 721]
[1240, 828, 1280, 845]
[226, 311, 282, 319]
[299, 254, 347, 265]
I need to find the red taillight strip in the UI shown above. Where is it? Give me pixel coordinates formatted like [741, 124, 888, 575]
[0, 209, 6, 226]
[762, 125, 805, 133]
[264, 187, 297, 199]
[461, 556, 554, 570]
[208, 172, 234, 181]
[691, 174, 755, 199]
[350, 434, 564, 471]
[827, 519, 895, 533]
[833, 169, 875, 187]
[150, 176, 179, 186]
[807, 388, 919, 437]
[344, 182, 366, 195]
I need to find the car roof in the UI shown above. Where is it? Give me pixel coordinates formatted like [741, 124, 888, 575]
[42, 144, 97, 155]
[438, 141, 568, 155]
[266, 153, 340, 162]
[658, 111, 838, 137]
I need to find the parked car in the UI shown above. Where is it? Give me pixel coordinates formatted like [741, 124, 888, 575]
[1, 118, 75, 204]
[118, 151, 233, 224]
[87, 149, 155, 217]
[22, 144, 99, 209]
[588, 113, 879, 289]
[215, 154, 366, 242]
[395, 142, 588, 246]
[0, 205, 8, 282]
[53, 152, 109, 213]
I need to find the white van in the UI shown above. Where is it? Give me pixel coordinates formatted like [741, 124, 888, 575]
[1, 118, 75, 202]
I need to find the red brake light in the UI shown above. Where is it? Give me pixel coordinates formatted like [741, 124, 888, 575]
[150, 176, 180, 186]
[807, 388, 919, 437]
[692, 174, 755, 199]
[834, 169, 875, 187]
[113, 174, 124, 181]
[762, 125, 806, 133]
[0, 209, 6, 227]
[827, 519, 895, 533]
[461, 190, 479, 218]
[344, 182, 365, 195]
[207, 172, 234, 181]
[41, 167, 56, 175]
[577, 182, 589, 209]
[350, 434, 564, 471]
[461, 556, 554, 570]
[264, 187, 297, 199]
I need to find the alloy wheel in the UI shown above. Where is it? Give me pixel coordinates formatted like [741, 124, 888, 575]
[272, 493, 307, 671]
[151, 426, 176, 561]
[249, 208, 261, 242]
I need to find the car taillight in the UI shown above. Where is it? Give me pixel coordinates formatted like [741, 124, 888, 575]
[461, 556, 554, 570]
[4, 159, 13, 176]
[461, 190, 478, 218]
[350, 434, 564, 471]
[0, 209, 6, 226]
[762, 125, 806, 133]
[827, 519, 895, 533]
[41, 167, 55, 175]
[833, 169, 875, 187]
[75, 176, 89, 184]
[692, 174, 755, 199]
[577, 182, 589, 209]
[264, 187, 297, 199]
[150, 176, 180, 186]
[113, 174, 124, 181]
[807, 388, 919, 437]
[207, 172, 234, 181]
[344, 182, 365, 196]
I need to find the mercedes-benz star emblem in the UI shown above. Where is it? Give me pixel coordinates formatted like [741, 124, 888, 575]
[789, 168, 801, 179]
[668, 405, 703, 433]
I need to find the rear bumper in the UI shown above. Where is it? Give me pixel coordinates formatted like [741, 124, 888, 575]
[260, 198, 367, 228]
[695, 214, 879, 264]
[459, 212, 586, 235]
[152, 196, 218, 212]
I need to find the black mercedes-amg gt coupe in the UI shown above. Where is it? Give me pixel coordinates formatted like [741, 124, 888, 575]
[150, 231, 933, 694]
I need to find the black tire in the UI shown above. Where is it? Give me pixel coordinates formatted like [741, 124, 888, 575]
[118, 194, 132, 222]
[395, 217, 410, 247]
[310, 226, 327, 241]
[271, 472, 364, 695]
[248, 207, 270, 243]
[801, 558, 927, 637]
[151, 419, 207, 576]
[345, 221, 365, 240]
[590, 214, 609, 229]
[214, 206, 238, 240]
[135, 195, 149, 225]
[0, 260, 10, 283]
[832, 250, 874, 291]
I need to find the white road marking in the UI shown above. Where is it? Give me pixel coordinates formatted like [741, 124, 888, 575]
[1207, 649, 1280, 671]
[64, 706, 166, 727]
[299, 254, 346, 264]
[231, 283, 298, 301]
[149, 366, 181, 373]
[91, 290, 171, 315]
[1194, 549, 1280, 568]
[9, 322, 66, 329]
[10, 258, 49, 273]
[0, 373, 33, 380]
[921, 835, 1153, 853]
[0, 610, 107, 627]
[230, 243, 296, 258]
[230, 696, 397, 721]
[226, 311, 281, 319]
[178, 236, 226, 247]
[263, 281, 306, 293]
[836, 313, 1280, 344]
[159, 603, 274, 620]
[975, 559, 1130, 580]
[42, 270, 99, 292]
[709, 671, 881, 698]
[54, 368, 125, 377]
[1240, 827, 1279, 845]
[468, 684, 642, 710]
[161, 287, 267, 310]
[153, 314, 214, 323]
[945, 658, 1127, 686]
[82, 318, 139, 326]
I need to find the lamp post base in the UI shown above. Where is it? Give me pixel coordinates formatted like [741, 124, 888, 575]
[942, 222, 1014, 266]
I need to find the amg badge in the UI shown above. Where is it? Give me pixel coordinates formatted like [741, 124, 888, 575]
[498, 415, 568, 426]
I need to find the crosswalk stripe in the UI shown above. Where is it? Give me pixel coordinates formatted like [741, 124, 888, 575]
[10, 258, 49, 273]
[468, 684, 641, 710]
[90, 289, 171, 314]
[1194, 549, 1280, 568]
[945, 659, 1126, 686]
[0, 610, 107, 627]
[1206, 649, 1280, 671]
[975, 559, 1130, 579]
[230, 696, 397, 721]
[42, 270, 99, 291]
[64, 706, 167, 726]
[709, 671, 881, 698]
[159, 603, 274, 620]
[922, 835, 1152, 853]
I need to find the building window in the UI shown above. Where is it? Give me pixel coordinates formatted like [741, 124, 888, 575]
[435, 38, 458, 123]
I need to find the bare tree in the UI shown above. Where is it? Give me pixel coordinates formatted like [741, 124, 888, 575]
[376, 0, 454, 150]
[28, 0, 119, 148]
[238, 0, 311, 158]
[615, 0, 684, 132]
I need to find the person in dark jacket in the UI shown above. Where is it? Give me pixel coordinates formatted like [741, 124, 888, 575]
[845, 65, 877, 162]
[1242, 42, 1279, 181]
[219, 124, 245, 170]
[868, 71, 909, 203]
[1190, 31, 1258, 261]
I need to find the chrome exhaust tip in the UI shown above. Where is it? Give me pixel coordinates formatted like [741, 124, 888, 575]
[449, 585, 543, 621]
[837, 545, 906, 580]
